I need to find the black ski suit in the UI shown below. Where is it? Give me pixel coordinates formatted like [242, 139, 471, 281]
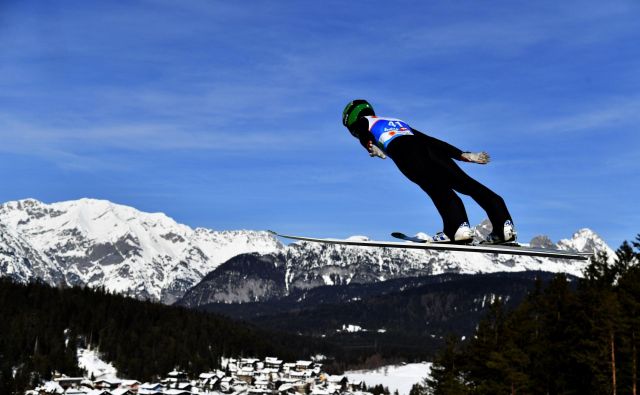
[351, 117, 512, 240]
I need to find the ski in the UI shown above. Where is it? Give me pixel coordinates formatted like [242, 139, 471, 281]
[268, 230, 592, 261]
[391, 232, 428, 243]
[391, 232, 518, 246]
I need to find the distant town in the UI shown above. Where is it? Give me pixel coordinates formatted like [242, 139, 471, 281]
[29, 356, 390, 395]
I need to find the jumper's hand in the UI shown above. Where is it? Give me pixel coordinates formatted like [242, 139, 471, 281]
[461, 151, 490, 164]
[367, 141, 387, 159]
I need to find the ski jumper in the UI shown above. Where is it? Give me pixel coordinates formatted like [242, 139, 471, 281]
[352, 116, 513, 240]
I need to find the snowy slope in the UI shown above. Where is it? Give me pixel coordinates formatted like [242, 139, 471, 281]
[77, 348, 119, 381]
[0, 221, 65, 285]
[345, 363, 432, 395]
[0, 198, 284, 302]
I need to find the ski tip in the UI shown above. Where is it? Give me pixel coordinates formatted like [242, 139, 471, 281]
[267, 230, 279, 236]
[391, 232, 408, 238]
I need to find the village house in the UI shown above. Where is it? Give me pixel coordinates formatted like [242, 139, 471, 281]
[162, 390, 191, 395]
[248, 377, 274, 395]
[264, 357, 283, 370]
[239, 357, 260, 370]
[248, 388, 273, 395]
[282, 362, 296, 373]
[235, 366, 255, 384]
[276, 383, 296, 395]
[324, 375, 348, 391]
[82, 390, 112, 395]
[53, 375, 84, 390]
[161, 372, 196, 393]
[118, 379, 140, 393]
[111, 388, 135, 395]
[253, 377, 270, 390]
[94, 379, 122, 391]
[295, 361, 313, 372]
[223, 358, 239, 376]
[137, 382, 163, 395]
[197, 372, 220, 391]
[219, 376, 235, 393]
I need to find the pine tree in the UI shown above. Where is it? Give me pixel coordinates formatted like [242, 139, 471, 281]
[533, 274, 576, 393]
[409, 383, 425, 395]
[571, 252, 623, 394]
[424, 334, 468, 395]
[615, 237, 640, 395]
[462, 297, 511, 394]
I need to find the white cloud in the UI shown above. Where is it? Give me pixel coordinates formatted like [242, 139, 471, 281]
[395, 1, 639, 57]
[529, 97, 640, 134]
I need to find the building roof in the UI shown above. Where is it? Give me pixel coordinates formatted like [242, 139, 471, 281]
[162, 390, 191, 395]
[42, 381, 65, 394]
[55, 377, 85, 383]
[86, 390, 112, 395]
[94, 379, 122, 385]
[64, 389, 88, 395]
[236, 367, 255, 376]
[139, 383, 163, 389]
[264, 357, 283, 364]
[310, 389, 334, 395]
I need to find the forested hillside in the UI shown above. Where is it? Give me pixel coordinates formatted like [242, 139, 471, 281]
[0, 280, 329, 394]
[417, 235, 640, 395]
[201, 271, 570, 364]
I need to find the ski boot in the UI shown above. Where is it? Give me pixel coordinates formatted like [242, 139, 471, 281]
[483, 220, 517, 245]
[429, 222, 474, 244]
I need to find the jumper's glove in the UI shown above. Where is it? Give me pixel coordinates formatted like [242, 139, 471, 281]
[461, 151, 490, 164]
[367, 141, 387, 159]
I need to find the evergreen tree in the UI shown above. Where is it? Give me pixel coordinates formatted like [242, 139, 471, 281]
[614, 237, 640, 395]
[424, 335, 468, 395]
[532, 274, 576, 393]
[572, 251, 623, 394]
[409, 383, 425, 395]
[463, 298, 512, 394]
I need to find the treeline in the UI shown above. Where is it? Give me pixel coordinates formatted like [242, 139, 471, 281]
[415, 235, 640, 395]
[0, 280, 330, 394]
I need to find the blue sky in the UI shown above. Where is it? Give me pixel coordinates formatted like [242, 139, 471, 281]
[1, 0, 639, 247]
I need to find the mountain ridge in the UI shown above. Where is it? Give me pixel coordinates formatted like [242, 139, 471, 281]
[0, 198, 284, 303]
[0, 198, 614, 304]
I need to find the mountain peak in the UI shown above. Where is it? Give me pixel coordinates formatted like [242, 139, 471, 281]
[0, 198, 284, 303]
[572, 228, 600, 239]
[557, 228, 614, 259]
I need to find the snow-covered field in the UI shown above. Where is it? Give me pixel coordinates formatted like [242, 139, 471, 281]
[345, 362, 432, 395]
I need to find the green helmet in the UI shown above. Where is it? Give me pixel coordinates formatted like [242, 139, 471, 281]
[342, 99, 375, 129]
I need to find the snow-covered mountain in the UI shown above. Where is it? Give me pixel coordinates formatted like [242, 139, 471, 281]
[0, 198, 615, 305]
[180, 225, 616, 306]
[0, 198, 284, 303]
